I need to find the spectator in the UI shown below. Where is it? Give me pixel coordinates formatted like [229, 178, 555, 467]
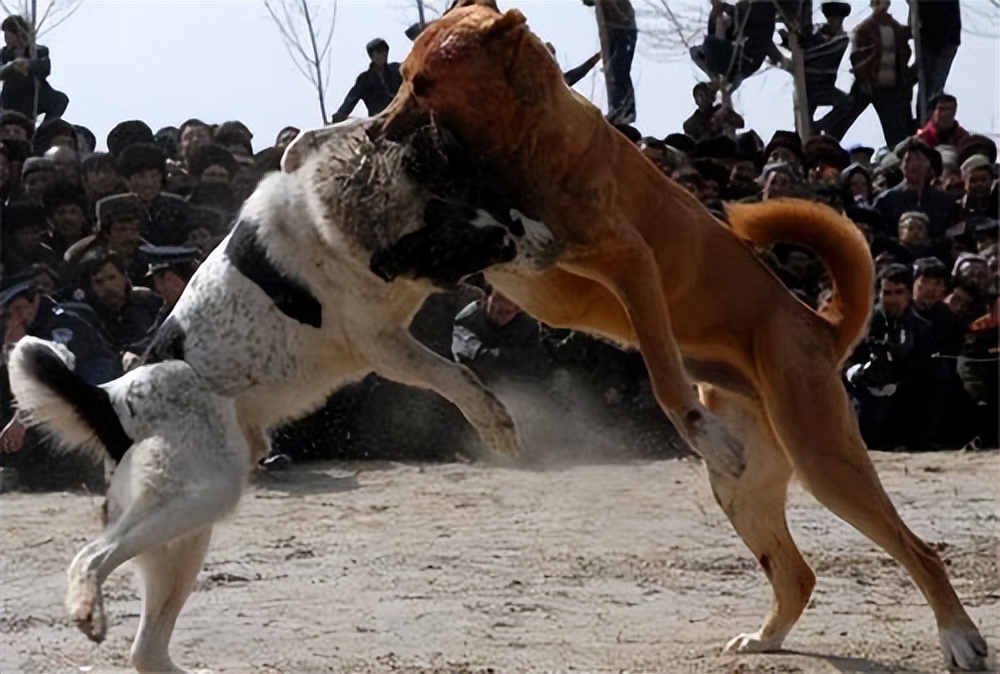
[796, 1, 852, 127]
[915, 93, 969, 149]
[841, 162, 875, 209]
[188, 143, 239, 186]
[0, 14, 69, 121]
[452, 290, 555, 385]
[64, 193, 152, 286]
[275, 126, 300, 150]
[910, 257, 970, 446]
[912, 0, 960, 122]
[122, 244, 200, 370]
[950, 253, 991, 323]
[42, 145, 82, 186]
[957, 278, 998, 448]
[682, 82, 745, 141]
[0, 269, 119, 385]
[19, 156, 56, 202]
[40, 180, 90, 271]
[873, 137, 956, 239]
[758, 161, 801, 201]
[330, 38, 402, 123]
[0, 110, 33, 142]
[762, 130, 803, 170]
[589, 0, 638, 123]
[32, 117, 76, 155]
[818, 0, 914, 147]
[80, 152, 125, 211]
[957, 155, 996, 222]
[76, 246, 162, 357]
[690, 0, 778, 92]
[845, 263, 934, 450]
[117, 142, 192, 246]
[106, 119, 154, 157]
[1, 200, 59, 274]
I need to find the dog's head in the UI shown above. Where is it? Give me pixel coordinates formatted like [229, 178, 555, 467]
[374, 1, 564, 144]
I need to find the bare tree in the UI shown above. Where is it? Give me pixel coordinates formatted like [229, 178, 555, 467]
[0, 0, 81, 38]
[264, 0, 338, 123]
[634, 0, 704, 63]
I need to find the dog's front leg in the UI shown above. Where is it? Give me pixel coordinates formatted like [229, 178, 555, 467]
[372, 332, 520, 457]
[563, 235, 746, 478]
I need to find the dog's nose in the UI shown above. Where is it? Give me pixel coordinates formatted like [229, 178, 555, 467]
[368, 91, 429, 142]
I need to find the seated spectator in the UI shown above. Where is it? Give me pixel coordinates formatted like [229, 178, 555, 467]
[19, 156, 56, 202]
[106, 119, 154, 157]
[801, 134, 850, 187]
[0, 109, 33, 142]
[761, 130, 803, 170]
[0, 269, 119, 385]
[911, 257, 970, 445]
[452, 290, 555, 385]
[42, 141, 80, 181]
[76, 246, 162, 357]
[957, 154, 996, 221]
[957, 278, 998, 448]
[885, 211, 947, 266]
[31, 117, 76, 155]
[188, 143, 239, 186]
[169, 118, 214, 195]
[40, 180, 90, 272]
[64, 193, 152, 286]
[845, 263, 935, 450]
[873, 137, 957, 239]
[950, 252, 991, 324]
[758, 161, 804, 201]
[0, 15, 69, 122]
[275, 126, 300, 150]
[915, 93, 969, 149]
[122, 244, 200, 370]
[118, 142, 193, 246]
[841, 162, 875, 209]
[80, 152, 124, 211]
[1, 200, 59, 274]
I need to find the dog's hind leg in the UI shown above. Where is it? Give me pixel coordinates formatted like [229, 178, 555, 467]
[129, 528, 213, 674]
[698, 385, 816, 654]
[760, 364, 988, 671]
[67, 445, 243, 646]
[372, 331, 520, 457]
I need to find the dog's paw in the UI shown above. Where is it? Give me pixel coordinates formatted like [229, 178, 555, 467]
[939, 626, 989, 672]
[724, 630, 783, 654]
[508, 208, 559, 271]
[66, 573, 107, 643]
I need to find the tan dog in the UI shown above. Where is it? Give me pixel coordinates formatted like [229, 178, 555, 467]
[373, 2, 989, 670]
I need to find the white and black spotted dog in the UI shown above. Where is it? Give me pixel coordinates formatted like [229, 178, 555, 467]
[7, 118, 555, 673]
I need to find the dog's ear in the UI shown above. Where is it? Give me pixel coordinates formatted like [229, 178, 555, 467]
[485, 7, 526, 35]
[486, 10, 550, 106]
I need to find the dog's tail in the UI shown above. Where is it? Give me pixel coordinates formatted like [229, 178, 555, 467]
[725, 199, 874, 357]
[7, 337, 131, 463]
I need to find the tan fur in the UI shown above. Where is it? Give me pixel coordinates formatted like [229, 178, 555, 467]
[374, 3, 988, 669]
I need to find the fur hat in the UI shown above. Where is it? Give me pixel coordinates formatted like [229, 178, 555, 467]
[188, 143, 239, 180]
[2, 200, 48, 233]
[763, 130, 803, 163]
[107, 120, 154, 157]
[912, 256, 948, 280]
[957, 134, 997, 166]
[95, 193, 147, 230]
[21, 156, 56, 178]
[32, 118, 77, 155]
[960, 154, 994, 178]
[803, 135, 850, 172]
[0, 268, 39, 309]
[41, 180, 88, 217]
[117, 142, 167, 179]
[821, 1, 851, 18]
[0, 110, 35, 140]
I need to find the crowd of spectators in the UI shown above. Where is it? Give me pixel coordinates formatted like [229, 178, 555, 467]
[1, 2, 997, 488]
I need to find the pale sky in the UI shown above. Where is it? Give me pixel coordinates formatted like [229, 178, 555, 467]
[29, 0, 1000, 154]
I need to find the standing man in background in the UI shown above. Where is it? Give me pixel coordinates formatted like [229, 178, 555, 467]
[330, 38, 402, 123]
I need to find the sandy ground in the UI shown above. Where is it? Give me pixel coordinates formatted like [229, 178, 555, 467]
[1, 449, 997, 674]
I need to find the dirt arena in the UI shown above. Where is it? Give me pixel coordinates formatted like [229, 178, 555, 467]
[1, 447, 997, 674]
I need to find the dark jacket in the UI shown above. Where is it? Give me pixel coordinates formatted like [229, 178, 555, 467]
[850, 12, 912, 89]
[0, 43, 66, 118]
[26, 295, 121, 384]
[873, 182, 958, 239]
[330, 62, 403, 122]
[916, 0, 961, 51]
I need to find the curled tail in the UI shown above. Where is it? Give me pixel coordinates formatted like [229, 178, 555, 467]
[725, 199, 874, 358]
[7, 337, 132, 463]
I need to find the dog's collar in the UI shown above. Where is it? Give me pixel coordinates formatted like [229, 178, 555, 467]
[225, 220, 323, 329]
